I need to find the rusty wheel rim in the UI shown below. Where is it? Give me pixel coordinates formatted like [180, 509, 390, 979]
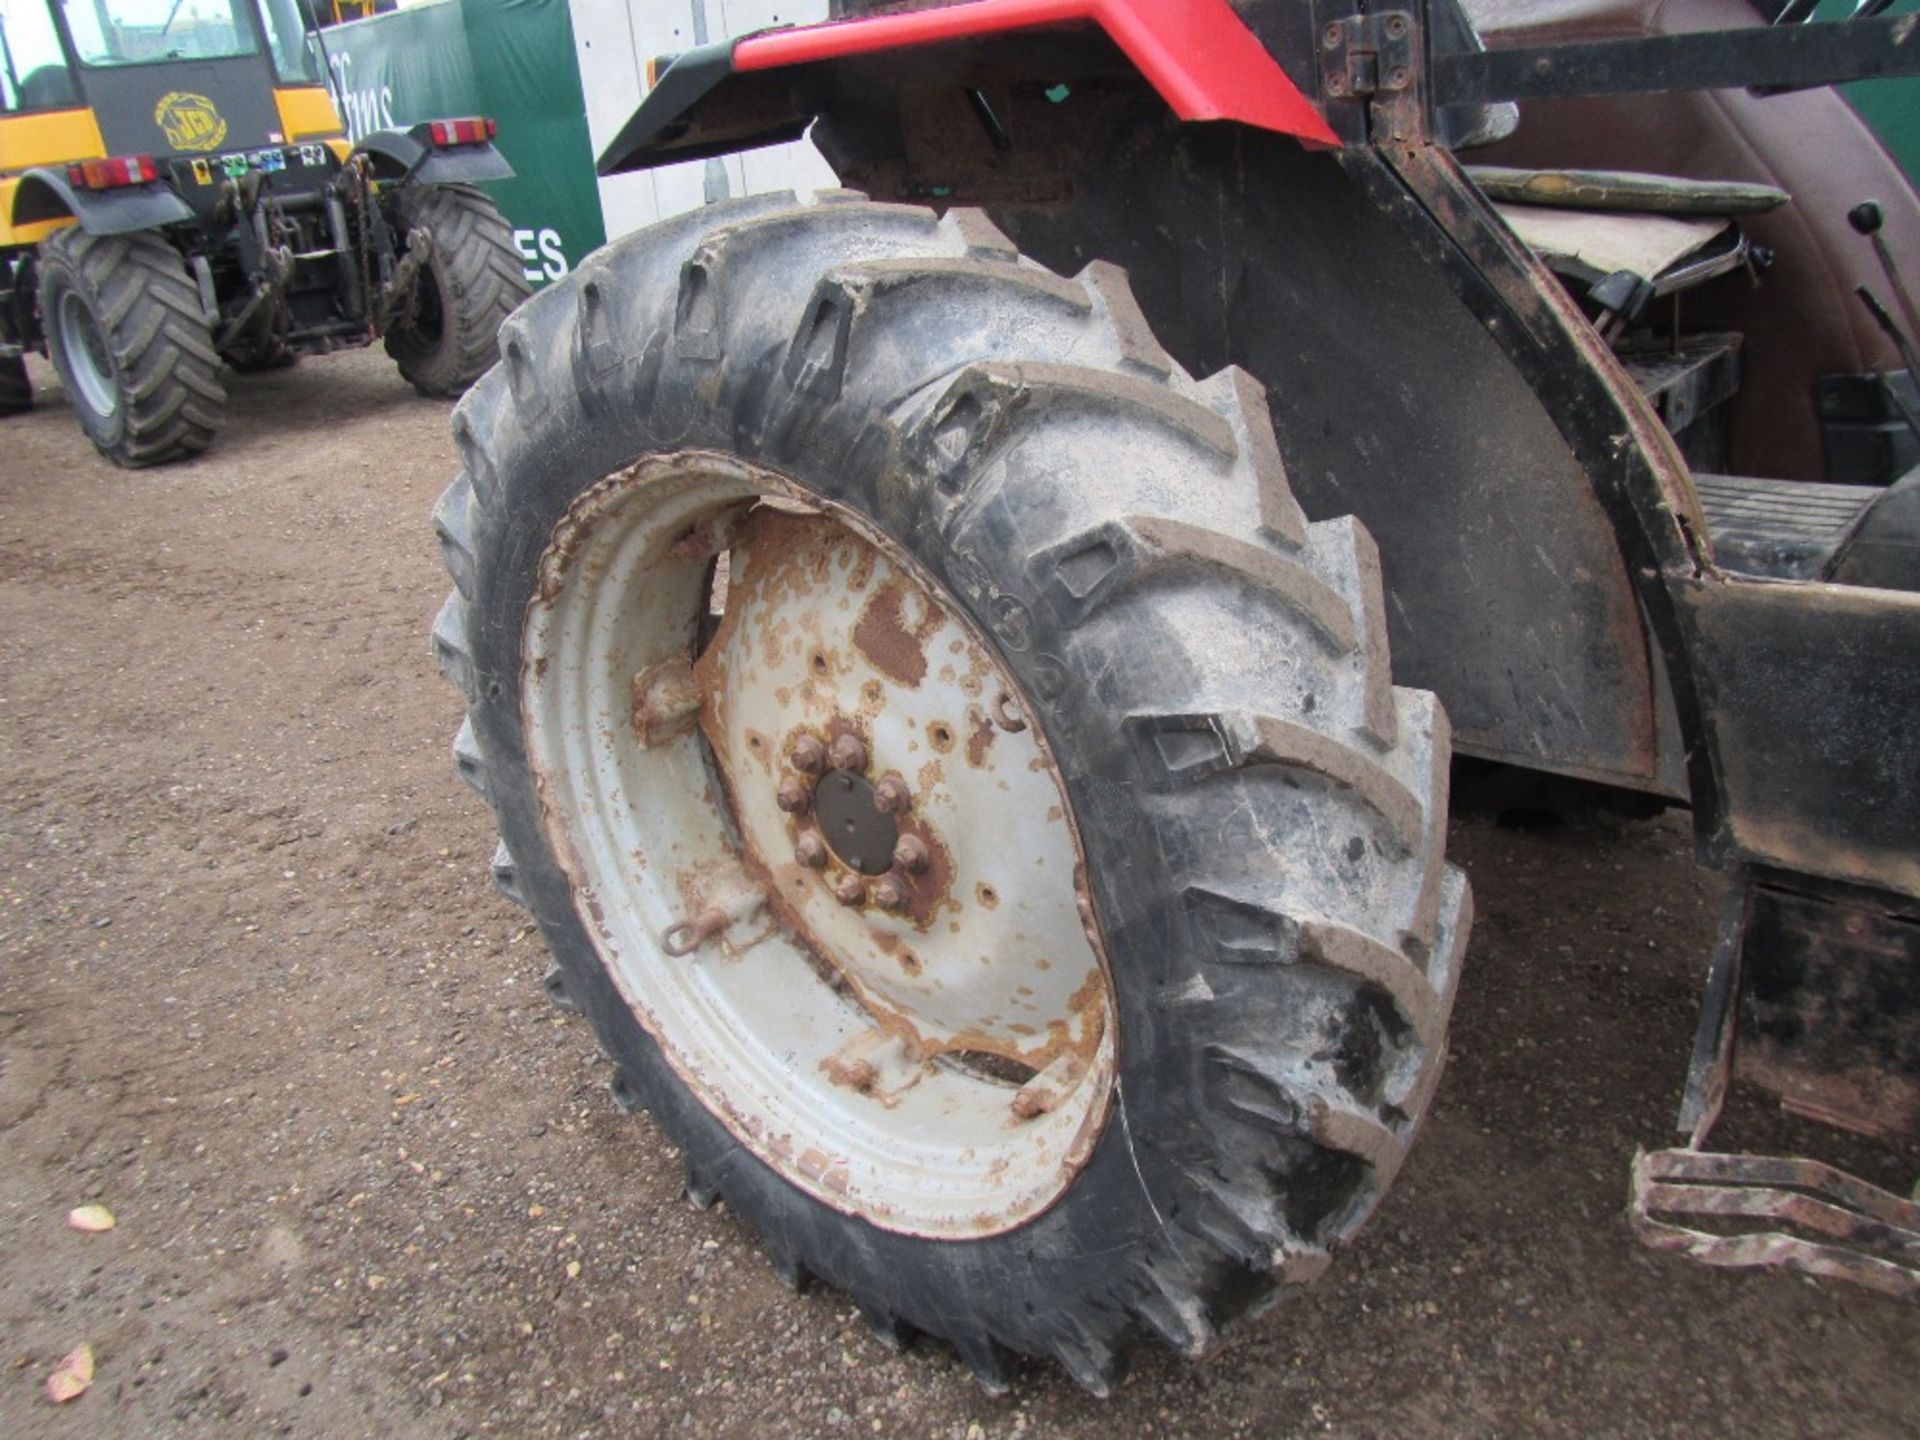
[522, 452, 1117, 1239]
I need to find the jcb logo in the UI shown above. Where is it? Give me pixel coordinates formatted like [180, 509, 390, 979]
[154, 92, 229, 153]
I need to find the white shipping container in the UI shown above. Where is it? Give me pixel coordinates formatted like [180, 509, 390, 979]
[568, 0, 838, 241]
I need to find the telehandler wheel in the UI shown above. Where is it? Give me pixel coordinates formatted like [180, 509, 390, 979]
[37, 227, 225, 467]
[433, 194, 1469, 1394]
[0, 353, 29, 414]
[383, 184, 529, 398]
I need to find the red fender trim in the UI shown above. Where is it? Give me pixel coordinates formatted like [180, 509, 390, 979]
[732, 0, 1340, 146]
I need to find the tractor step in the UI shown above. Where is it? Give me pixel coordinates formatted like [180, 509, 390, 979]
[1694, 472, 1881, 578]
[1631, 1148, 1920, 1299]
[1633, 867, 1920, 1298]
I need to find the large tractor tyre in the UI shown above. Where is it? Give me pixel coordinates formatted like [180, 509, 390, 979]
[433, 194, 1470, 1393]
[0, 353, 29, 414]
[384, 184, 529, 398]
[37, 227, 225, 467]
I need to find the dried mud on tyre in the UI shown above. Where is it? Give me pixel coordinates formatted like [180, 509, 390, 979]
[385, 184, 531, 398]
[37, 227, 225, 466]
[432, 192, 1470, 1393]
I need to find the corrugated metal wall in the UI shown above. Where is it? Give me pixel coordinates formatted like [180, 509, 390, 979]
[566, 0, 838, 241]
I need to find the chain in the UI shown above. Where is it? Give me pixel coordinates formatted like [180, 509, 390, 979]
[350, 156, 375, 338]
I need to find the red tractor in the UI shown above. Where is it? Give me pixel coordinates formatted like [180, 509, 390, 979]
[431, 0, 1920, 1391]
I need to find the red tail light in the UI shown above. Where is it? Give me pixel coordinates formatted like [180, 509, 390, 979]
[67, 155, 161, 190]
[427, 116, 498, 147]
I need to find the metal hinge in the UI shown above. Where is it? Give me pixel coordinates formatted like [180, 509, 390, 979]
[1320, 11, 1417, 101]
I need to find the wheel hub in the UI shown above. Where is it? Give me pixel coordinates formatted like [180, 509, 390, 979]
[808, 770, 896, 876]
[520, 453, 1117, 1239]
[56, 289, 117, 420]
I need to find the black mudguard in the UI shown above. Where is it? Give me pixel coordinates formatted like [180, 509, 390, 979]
[596, 40, 802, 174]
[353, 124, 516, 186]
[11, 168, 195, 237]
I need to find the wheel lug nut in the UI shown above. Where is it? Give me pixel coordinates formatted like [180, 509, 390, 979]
[828, 734, 867, 772]
[891, 835, 929, 873]
[872, 776, 911, 814]
[775, 776, 812, 814]
[872, 875, 909, 912]
[833, 875, 866, 907]
[795, 833, 828, 869]
[788, 734, 826, 774]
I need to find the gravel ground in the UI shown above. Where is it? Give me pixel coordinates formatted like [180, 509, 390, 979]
[2, 348, 1916, 1438]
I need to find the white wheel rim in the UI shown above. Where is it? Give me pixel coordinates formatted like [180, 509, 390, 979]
[522, 452, 1117, 1239]
[57, 289, 117, 421]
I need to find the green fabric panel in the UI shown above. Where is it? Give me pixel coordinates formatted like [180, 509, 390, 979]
[458, 0, 605, 273]
[1817, 0, 1919, 185]
[325, 3, 474, 134]
[323, 0, 604, 287]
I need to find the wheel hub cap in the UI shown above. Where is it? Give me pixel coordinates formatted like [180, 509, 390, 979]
[811, 772, 896, 875]
[57, 290, 117, 420]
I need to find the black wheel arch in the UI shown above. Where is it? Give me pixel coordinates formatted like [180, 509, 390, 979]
[354, 125, 515, 187]
[11, 170, 195, 236]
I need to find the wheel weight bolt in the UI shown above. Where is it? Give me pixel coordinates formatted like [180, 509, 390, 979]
[872, 776, 911, 814]
[788, 734, 827, 774]
[827, 734, 867, 772]
[833, 875, 866, 907]
[891, 835, 929, 873]
[775, 776, 812, 814]
[872, 876, 909, 912]
[795, 833, 828, 869]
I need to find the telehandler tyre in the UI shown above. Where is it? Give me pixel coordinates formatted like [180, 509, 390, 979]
[37, 227, 225, 466]
[0, 353, 29, 414]
[434, 194, 1469, 1393]
[383, 184, 529, 398]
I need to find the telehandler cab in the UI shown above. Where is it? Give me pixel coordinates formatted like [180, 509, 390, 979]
[0, 0, 528, 464]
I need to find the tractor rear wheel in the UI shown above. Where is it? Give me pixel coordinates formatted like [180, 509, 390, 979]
[383, 184, 529, 398]
[434, 194, 1469, 1393]
[0, 353, 29, 415]
[37, 227, 225, 466]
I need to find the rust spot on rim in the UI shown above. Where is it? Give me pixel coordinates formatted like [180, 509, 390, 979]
[965, 704, 996, 768]
[742, 728, 775, 770]
[894, 811, 956, 931]
[852, 574, 940, 688]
